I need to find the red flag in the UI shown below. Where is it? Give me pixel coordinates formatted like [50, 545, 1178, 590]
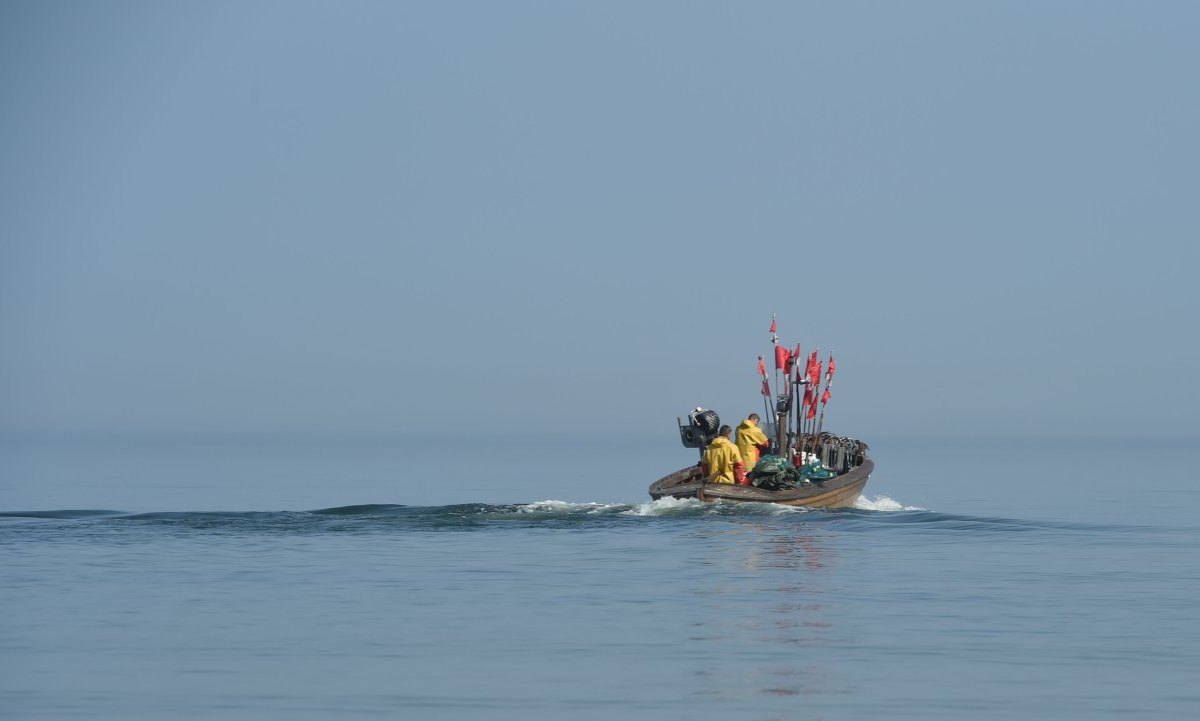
[756, 357, 766, 377]
[774, 344, 788, 370]
[802, 386, 813, 406]
[813, 361, 822, 387]
[784, 349, 796, 373]
[761, 380, 770, 397]
[822, 388, 831, 404]
[806, 351, 818, 381]
[827, 355, 836, 382]
[807, 400, 817, 419]
[768, 318, 777, 334]
[794, 343, 802, 363]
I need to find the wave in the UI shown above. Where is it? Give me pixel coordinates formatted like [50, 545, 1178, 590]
[0, 499, 1139, 537]
[854, 495, 925, 512]
[0, 509, 126, 520]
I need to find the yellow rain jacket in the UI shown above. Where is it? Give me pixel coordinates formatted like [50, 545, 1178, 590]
[702, 436, 744, 484]
[735, 419, 770, 471]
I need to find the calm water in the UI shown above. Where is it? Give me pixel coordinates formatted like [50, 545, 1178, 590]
[2, 433, 1198, 720]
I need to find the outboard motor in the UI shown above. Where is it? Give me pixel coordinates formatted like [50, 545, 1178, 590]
[679, 407, 720, 449]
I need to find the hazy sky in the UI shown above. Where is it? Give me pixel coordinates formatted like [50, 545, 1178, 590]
[2, 1, 1197, 440]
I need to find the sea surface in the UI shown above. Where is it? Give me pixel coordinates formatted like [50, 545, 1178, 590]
[2, 432, 1198, 720]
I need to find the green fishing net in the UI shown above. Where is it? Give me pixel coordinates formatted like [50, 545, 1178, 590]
[747, 454, 836, 491]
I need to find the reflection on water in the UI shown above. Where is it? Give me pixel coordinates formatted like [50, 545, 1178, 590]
[685, 518, 858, 700]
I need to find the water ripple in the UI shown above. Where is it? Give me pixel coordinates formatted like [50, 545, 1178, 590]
[0, 501, 1168, 538]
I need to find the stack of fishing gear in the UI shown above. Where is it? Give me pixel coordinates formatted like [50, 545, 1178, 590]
[747, 455, 808, 491]
[748, 453, 838, 490]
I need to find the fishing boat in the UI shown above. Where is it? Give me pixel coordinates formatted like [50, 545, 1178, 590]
[648, 319, 873, 508]
[648, 431, 873, 508]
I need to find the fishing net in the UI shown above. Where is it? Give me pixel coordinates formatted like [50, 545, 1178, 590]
[748, 455, 836, 491]
[748, 455, 805, 490]
[798, 460, 836, 481]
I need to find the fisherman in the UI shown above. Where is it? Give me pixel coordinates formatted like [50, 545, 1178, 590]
[701, 425, 748, 485]
[735, 413, 771, 471]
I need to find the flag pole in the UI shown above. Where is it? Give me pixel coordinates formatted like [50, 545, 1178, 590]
[780, 350, 790, 450]
[805, 348, 819, 457]
[814, 353, 834, 462]
[794, 344, 807, 461]
[794, 364, 802, 464]
[811, 356, 823, 457]
[814, 402, 828, 463]
[787, 343, 800, 462]
[757, 355, 774, 442]
[769, 314, 780, 451]
[770, 313, 780, 422]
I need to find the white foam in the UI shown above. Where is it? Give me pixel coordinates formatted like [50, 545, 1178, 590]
[624, 497, 809, 516]
[516, 496, 925, 515]
[511, 500, 633, 515]
[623, 496, 705, 516]
[516, 500, 598, 513]
[854, 495, 925, 512]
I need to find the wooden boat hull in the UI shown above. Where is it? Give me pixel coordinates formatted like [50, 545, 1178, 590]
[648, 456, 873, 508]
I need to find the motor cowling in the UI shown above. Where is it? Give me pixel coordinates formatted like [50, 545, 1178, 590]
[690, 408, 720, 435]
[679, 408, 720, 449]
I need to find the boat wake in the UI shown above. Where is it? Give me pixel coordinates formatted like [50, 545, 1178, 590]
[1, 500, 1133, 538]
[853, 495, 925, 512]
[0, 496, 922, 524]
